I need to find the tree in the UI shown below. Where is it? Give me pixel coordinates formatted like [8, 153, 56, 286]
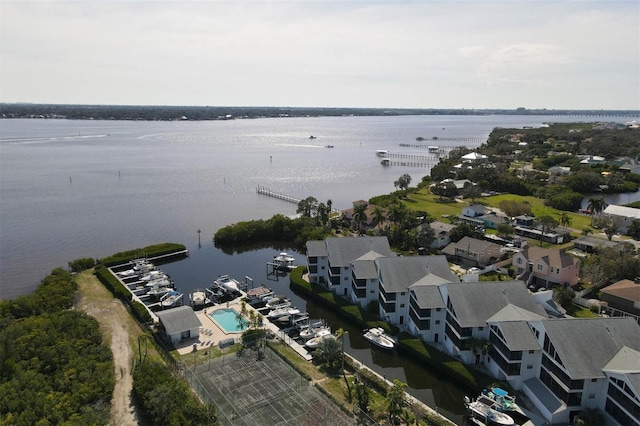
[592, 213, 623, 241]
[558, 212, 572, 228]
[449, 222, 483, 243]
[296, 196, 318, 217]
[387, 202, 409, 229]
[628, 219, 640, 239]
[352, 202, 368, 234]
[387, 379, 407, 425]
[461, 182, 482, 202]
[498, 200, 531, 218]
[586, 196, 606, 225]
[496, 223, 515, 239]
[353, 370, 371, 412]
[534, 215, 558, 246]
[575, 408, 606, 426]
[430, 180, 457, 200]
[415, 223, 435, 250]
[553, 286, 576, 310]
[394, 174, 412, 196]
[370, 206, 386, 231]
[315, 334, 343, 369]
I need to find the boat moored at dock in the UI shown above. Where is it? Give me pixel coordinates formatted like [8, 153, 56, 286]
[363, 327, 396, 350]
[304, 328, 336, 349]
[213, 275, 242, 293]
[464, 395, 516, 426]
[245, 285, 274, 306]
[161, 291, 183, 309]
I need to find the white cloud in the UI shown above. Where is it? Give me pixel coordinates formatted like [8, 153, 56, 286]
[1, 0, 638, 109]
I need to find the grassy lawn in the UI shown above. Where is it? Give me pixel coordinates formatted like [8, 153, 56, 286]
[405, 189, 593, 234]
[567, 304, 599, 318]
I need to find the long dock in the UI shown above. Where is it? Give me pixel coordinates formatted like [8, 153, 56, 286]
[256, 185, 301, 205]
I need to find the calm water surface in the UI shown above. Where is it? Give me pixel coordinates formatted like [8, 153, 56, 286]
[2, 114, 636, 424]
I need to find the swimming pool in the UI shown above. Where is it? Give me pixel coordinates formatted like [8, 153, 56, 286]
[210, 308, 248, 333]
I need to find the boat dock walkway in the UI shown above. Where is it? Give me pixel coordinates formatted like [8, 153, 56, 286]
[256, 185, 301, 205]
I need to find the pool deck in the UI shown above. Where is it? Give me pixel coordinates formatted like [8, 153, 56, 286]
[176, 298, 313, 361]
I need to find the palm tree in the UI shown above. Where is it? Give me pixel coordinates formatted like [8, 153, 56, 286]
[387, 379, 407, 425]
[370, 206, 386, 231]
[352, 202, 368, 234]
[587, 196, 606, 225]
[335, 328, 350, 396]
[558, 212, 572, 228]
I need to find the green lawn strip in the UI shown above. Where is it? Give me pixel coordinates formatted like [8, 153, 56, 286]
[267, 340, 325, 381]
[566, 304, 599, 318]
[406, 190, 593, 232]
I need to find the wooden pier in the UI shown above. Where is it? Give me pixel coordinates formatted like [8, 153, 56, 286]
[256, 185, 301, 205]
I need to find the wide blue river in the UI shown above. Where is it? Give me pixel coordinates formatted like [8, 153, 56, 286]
[1, 113, 636, 423]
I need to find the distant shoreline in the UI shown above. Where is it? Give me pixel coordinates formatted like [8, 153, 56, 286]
[1, 103, 638, 122]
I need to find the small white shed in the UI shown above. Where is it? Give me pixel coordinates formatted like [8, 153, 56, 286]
[156, 306, 202, 345]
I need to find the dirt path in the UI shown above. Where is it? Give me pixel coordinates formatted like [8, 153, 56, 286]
[75, 270, 141, 426]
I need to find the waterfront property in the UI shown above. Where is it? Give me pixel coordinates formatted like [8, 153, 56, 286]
[155, 306, 202, 345]
[305, 235, 640, 425]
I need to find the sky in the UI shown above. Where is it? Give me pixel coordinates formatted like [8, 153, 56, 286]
[1, 0, 638, 110]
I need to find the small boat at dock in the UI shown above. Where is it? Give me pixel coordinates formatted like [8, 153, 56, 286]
[298, 320, 328, 341]
[265, 295, 291, 310]
[245, 285, 274, 306]
[214, 275, 241, 293]
[267, 306, 300, 320]
[363, 327, 396, 350]
[464, 395, 516, 426]
[189, 289, 209, 308]
[272, 252, 296, 272]
[304, 328, 336, 349]
[161, 291, 183, 309]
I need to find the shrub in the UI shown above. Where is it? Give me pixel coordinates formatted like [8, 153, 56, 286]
[68, 257, 96, 272]
[94, 265, 131, 301]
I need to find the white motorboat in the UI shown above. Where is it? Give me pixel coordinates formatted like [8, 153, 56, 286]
[267, 306, 300, 320]
[214, 275, 241, 293]
[140, 270, 166, 282]
[145, 277, 172, 288]
[304, 328, 336, 349]
[363, 327, 396, 350]
[189, 289, 208, 307]
[299, 320, 328, 341]
[273, 252, 296, 271]
[147, 283, 173, 299]
[160, 291, 183, 309]
[265, 295, 291, 310]
[464, 395, 516, 426]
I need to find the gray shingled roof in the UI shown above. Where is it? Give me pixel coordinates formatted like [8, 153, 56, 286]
[326, 236, 394, 267]
[409, 285, 446, 309]
[306, 240, 328, 257]
[487, 303, 547, 323]
[446, 281, 546, 327]
[352, 258, 378, 279]
[493, 319, 541, 351]
[377, 255, 458, 293]
[543, 317, 640, 379]
[156, 306, 202, 336]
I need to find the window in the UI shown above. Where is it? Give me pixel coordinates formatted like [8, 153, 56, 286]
[435, 320, 440, 325]
[527, 364, 533, 369]
[400, 304, 405, 308]
[517, 257, 523, 264]
[537, 264, 543, 271]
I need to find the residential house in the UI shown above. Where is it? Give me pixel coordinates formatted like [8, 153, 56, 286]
[350, 251, 388, 308]
[461, 152, 489, 162]
[377, 256, 459, 327]
[521, 318, 640, 425]
[462, 204, 486, 218]
[572, 235, 626, 254]
[580, 155, 606, 164]
[440, 281, 548, 365]
[430, 221, 455, 249]
[602, 205, 640, 234]
[155, 306, 202, 345]
[513, 246, 580, 288]
[600, 279, 640, 319]
[341, 200, 386, 232]
[305, 236, 395, 298]
[442, 236, 502, 267]
[548, 166, 572, 184]
[459, 204, 510, 230]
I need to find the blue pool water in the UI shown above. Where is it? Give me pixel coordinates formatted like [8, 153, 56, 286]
[210, 308, 248, 333]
